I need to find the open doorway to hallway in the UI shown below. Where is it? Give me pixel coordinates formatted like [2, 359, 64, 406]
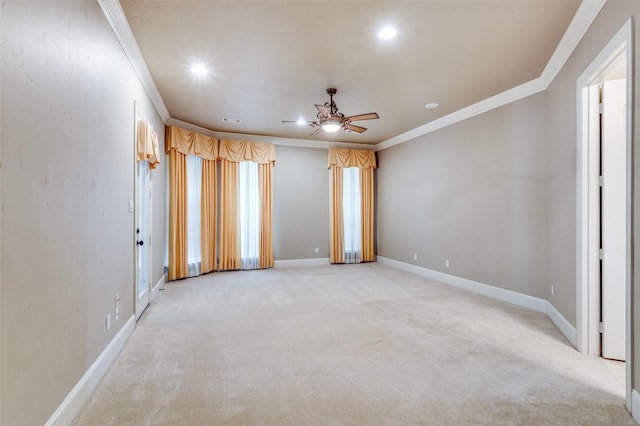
[576, 19, 632, 410]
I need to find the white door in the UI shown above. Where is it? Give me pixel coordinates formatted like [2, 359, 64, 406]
[601, 78, 626, 361]
[135, 159, 152, 320]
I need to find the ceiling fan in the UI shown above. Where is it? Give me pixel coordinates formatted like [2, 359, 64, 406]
[283, 88, 379, 134]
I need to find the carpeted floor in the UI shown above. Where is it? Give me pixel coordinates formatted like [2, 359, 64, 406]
[72, 263, 635, 425]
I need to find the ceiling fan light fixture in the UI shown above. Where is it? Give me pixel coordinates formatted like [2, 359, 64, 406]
[321, 117, 342, 133]
[322, 123, 341, 133]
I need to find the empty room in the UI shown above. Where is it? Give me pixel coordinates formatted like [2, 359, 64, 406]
[3, 0, 640, 425]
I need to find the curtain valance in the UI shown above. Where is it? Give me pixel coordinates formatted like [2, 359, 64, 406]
[219, 139, 276, 164]
[165, 126, 218, 160]
[327, 148, 376, 170]
[136, 120, 160, 169]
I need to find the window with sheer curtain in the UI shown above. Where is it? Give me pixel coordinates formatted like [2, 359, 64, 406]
[165, 127, 275, 280]
[343, 167, 361, 264]
[186, 155, 202, 277]
[328, 147, 376, 264]
[240, 161, 260, 270]
[185, 157, 260, 274]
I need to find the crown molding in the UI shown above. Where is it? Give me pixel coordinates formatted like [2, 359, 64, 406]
[97, 0, 170, 121]
[99, 0, 606, 153]
[166, 118, 374, 150]
[375, 0, 607, 152]
[540, 0, 607, 85]
[99, 0, 371, 151]
[376, 78, 543, 151]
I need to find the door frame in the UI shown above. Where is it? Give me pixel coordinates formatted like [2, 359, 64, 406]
[576, 18, 632, 409]
[134, 102, 153, 320]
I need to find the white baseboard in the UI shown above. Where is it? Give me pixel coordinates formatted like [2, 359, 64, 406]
[275, 258, 330, 268]
[544, 299, 577, 347]
[46, 315, 136, 426]
[151, 273, 166, 302]
[632, 389, 640, 424]
[377, 256, 577, 348]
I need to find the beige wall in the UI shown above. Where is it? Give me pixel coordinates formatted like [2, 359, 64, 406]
[377, 93, 549, 298]
[378, 0, 640, 399]
[0, 2, 166, 425]
[3, 0, 640, 424]
[273, 145, 330, 260]
[545, 0, 640, 329]
[544, 0, 640, 389]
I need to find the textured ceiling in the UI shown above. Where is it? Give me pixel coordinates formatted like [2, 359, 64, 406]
[121, 1, 581, 146]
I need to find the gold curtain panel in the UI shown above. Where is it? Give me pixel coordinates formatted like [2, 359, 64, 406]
[328, 148, 376, 264]
[136, 120, 160, 169]
[165, 126, 276, 278]
[327, 147, 376, 170]
[219, 139, 276, 164]
[165, 126, 218, 160]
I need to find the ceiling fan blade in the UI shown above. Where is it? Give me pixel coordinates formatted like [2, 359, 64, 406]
[344, 123, 367, 133]
[345, 112, 379, 122]
[315, 104, 329, 118]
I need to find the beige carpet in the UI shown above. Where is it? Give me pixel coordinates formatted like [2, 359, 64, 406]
[72, 263, 634, 425]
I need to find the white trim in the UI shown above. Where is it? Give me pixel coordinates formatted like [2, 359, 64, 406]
[575, 18, 633, 411]
[166, 118, 373, 151]
[540, 0, 607, 84]
[151, 273, 166, 302]
[274, 258, 330, 268]
[545, 300, 578, 347]
[97, 0, 170, 121]
[375, 0, 606, 152]
[377, 256, 576, 347]
[376, 79, 544, 151]
[632, 390, 640, 424]
[101, 0, 605, 153]
[46, 315, 136, 426]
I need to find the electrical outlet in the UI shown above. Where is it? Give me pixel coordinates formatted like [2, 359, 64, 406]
[106, 314, 111, 331]
[115, 293, 121, 321]
[413, 253, 418, 261]
[315, 248, 319, 254]
[551, 284, 555, 296]
[445, 259, 450, 268]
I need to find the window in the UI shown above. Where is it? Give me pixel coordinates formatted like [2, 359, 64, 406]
[186, 155, 202, 277]
[343, 167, 361, 264]
[239, 161, 260, 270]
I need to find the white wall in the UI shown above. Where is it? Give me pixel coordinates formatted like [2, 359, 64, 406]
[0, 2, 165, 424]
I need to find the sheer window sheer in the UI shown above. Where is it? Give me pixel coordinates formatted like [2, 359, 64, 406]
[343, 167, 361, 263]
[186, 155, 202, 277]
[240, 161, 260, 270]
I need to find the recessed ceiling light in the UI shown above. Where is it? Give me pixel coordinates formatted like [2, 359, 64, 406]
[296, 118, 306, 125]
[377, 26, 397, 40]
[425, 102, 439, 109]
[190, 64, 208, 76]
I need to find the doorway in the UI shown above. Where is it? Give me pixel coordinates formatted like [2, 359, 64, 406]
[135, 157, 152, 320]
[134, 103, 154, 321]
[576, 19, 632, 409]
